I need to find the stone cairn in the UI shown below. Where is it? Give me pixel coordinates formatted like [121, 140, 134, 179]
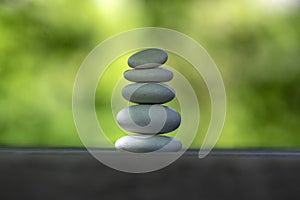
[115, 48, 182, 153]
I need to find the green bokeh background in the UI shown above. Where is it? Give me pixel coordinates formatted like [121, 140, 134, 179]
[0, 0, 299, 148]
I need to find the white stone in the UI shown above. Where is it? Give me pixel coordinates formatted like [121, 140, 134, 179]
[115, 135, 182, 153]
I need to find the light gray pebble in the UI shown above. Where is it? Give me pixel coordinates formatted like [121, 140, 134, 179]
[115, 135, 182, 153]
[124, 68, 173, 83]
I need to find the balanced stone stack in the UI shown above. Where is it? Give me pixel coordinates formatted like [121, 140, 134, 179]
[115, 48, 182, 153]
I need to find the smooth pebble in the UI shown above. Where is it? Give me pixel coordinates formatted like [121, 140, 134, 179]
[115, 135, 182, 153]
[122, 83, 175, 104]
[128, 48, 168, 69]
[117, 105, 181, 134]
[124, 68, 173, 83]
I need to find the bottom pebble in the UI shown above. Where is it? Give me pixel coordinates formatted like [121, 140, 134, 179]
[115, 135, 182, 153]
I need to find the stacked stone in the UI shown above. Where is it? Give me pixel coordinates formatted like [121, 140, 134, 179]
[115, 48, 182, 153]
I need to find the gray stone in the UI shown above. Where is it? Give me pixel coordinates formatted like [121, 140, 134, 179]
[115, 135, 182, 153]
[124, 68, 173, 82]
[128, 48, 168, 69]
[122, 83, 175, 104]
[116, 105, 181, 134]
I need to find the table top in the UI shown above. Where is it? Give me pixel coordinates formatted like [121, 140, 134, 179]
[1, 147, 300, 200]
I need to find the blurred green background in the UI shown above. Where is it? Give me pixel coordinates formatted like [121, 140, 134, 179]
[0, 0, 299, 148]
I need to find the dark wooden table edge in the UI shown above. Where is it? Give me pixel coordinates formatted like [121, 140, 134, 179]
[1, 147, 300, 158]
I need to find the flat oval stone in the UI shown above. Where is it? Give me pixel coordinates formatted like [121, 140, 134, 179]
[128, 48, 168, 69]
[115, 135, 182, 153]
[122, 83, 175, 104]
[116, 105, 181, 134]
[124, 68, 173, 82]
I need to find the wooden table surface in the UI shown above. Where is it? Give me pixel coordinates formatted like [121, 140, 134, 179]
[0, 147, 300, 200]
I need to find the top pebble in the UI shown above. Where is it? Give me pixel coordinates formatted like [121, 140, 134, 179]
[128, 48, 168, 69]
